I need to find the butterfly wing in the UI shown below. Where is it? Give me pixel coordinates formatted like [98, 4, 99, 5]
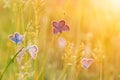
[59, 20, 65, 28]
[81, 58, 88, 68]
[61, 25, 70, 32]
[52, 20, 69, 34]
[87, 59, 94, 65]
[9, 35, 16, 43]
[53, 28, 60, 34]
[52, 21, 59, 28]
[14, 32, 20, 39]
[81, 58, 94, 69]
[14, 32, 23, 44]
[28, 45, 38, 59]
[18, 35, 24, 42]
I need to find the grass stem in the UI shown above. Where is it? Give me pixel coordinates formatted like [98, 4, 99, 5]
[0, 47, 24, 80]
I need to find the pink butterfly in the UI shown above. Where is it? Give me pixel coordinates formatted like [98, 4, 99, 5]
[52, 20, 70, 34]
[81, 58, 94, 69]
[27, 45, 39, 59]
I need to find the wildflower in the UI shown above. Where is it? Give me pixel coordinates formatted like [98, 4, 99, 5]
[17, 45, 39, 61]
[27, 45, 39, 59]
[57, 37, 67, 48]
[17, 48, 27, 64]
[52, 20, 70, 34]
[81, 58, 94, 69]
[82, 45, 92, 55]
[9, 32, 24, 44]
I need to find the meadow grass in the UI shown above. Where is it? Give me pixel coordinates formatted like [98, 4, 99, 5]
[0, 0, 120, 80]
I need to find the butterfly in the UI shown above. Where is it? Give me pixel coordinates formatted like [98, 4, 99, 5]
[52, 20, 70, 34]
[9, 32, 24, 44]
[81, 58, 94, 69]
[27, 45, 39, 59]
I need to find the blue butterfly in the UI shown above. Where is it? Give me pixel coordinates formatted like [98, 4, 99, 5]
[9, 32, 24, 44]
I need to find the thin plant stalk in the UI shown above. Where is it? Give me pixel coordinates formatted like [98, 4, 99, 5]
[0, 47, 24, 80]
[100, 54, 103, 80]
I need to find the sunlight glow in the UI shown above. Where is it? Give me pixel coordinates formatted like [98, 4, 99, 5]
[110, 0, 120, 12]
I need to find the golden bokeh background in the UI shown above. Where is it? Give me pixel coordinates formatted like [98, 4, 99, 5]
[0, 0, 120, 80]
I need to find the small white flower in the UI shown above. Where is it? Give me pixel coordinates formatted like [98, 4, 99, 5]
[57, 37, 67, 48]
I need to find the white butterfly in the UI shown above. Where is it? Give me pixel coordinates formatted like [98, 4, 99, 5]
[27, 45, 39, 59]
